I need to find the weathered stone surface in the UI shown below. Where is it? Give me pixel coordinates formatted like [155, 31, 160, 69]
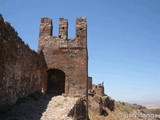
[0, 14, 47, 107]
[88, 95, 104, 116]
[68, 97, 88, 120]
[38, 17, 88, 95]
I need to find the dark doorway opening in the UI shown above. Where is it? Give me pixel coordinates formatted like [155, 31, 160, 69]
[47, 69, 65, 95]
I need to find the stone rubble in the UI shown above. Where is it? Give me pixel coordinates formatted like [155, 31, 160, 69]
[40, 96, 78, 120]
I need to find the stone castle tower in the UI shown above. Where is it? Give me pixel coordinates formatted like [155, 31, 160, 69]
[38, 17, 88, 96]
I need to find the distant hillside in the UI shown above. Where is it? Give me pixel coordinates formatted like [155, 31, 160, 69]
[143, 104, 160, 109]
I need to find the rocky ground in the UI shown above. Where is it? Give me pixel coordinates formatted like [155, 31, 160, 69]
[4, 93, 78, 120]
[1, 93, 160, 120]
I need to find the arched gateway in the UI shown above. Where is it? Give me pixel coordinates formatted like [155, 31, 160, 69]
[47, 69, 65, 95]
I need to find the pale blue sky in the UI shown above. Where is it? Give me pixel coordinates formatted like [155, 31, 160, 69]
[1, 0, 160, 104]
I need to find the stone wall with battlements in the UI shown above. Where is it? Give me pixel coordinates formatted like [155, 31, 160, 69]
[38, 17, 88, 95]
[0, 15, 47, 107]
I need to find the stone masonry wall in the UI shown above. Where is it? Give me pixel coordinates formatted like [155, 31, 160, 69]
[38, 17, 88, 95]
[0, 15, 47, 107]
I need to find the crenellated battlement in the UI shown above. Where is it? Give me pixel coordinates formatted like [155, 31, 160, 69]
[76, 17, 87, 38]
[59, 18, 68, 39]
[39, 17, 86, 39]
[39, 18, 53, 37]
[38, 17, 87, 51]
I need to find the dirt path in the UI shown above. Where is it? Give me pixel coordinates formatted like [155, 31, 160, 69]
[5, 93, 78, 120]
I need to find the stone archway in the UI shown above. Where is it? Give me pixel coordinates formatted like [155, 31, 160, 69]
[47, 69, 65, 95]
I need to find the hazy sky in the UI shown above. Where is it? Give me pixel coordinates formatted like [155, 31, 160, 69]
[0, 0, 160, 104]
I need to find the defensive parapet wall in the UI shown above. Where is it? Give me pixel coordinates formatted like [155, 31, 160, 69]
[0, 15, 47, 107]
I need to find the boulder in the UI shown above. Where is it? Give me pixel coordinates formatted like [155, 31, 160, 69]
[102, 96, 115, 111]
